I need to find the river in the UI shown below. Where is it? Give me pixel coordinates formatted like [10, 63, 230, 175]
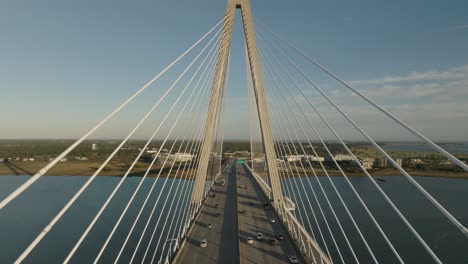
[0, 175, 467, 263]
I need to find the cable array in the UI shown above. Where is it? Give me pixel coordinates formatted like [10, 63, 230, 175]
[4, 13, 232, 264]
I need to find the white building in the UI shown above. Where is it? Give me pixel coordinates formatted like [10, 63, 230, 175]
[327, 154, 354, 162]
[354, 158, 375, 169]
[92, 143, 97, 151]
[174, 153, 193, 162]
[284, 155, 303, 162]
[374, 157, 403, 168]
[304, 155, 325, 162]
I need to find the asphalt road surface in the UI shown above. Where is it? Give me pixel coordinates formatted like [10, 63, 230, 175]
[237, 164, 303, 264]
[174, 159, 239, 264]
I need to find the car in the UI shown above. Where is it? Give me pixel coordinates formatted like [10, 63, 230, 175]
[215, 204, 219, 208]
[269, 238, 277, 245]
[246, 237, 254, 244]
[215, 212, 221, 217]
[249, 202, 254, 206]
[239, 209, 246, 215]
[288, 255, 299, 263]
[269, 219, 276, 223]
[207, 223, 213, 229]
[256, 233, 263, 240]
[276, 233, 284, 240]
[209, 193, 216, 198]
[200, 239, 207, 248]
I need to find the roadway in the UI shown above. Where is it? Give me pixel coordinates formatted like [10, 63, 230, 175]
[237, 163, 303, 264]
[174, 158, 239, 264]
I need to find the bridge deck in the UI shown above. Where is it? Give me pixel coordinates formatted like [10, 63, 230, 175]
[174, 161, 303, 264]
[237, 164, 303, 264]
[174, 160, 239, 264]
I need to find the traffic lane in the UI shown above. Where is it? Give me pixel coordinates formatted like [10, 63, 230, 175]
[237, 165, 301, 264]
[176, 179, 226, 264]
[216, 162, 239, 264]
[237, 176, 290, 263]
[175, 161, 237, 264]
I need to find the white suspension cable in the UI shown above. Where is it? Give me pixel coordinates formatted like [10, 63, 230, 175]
[147, 85, 214, 264]
[264, 82, 321, 244]
[89, 24, 222, 264]
[258, 21, 468, 173]
[259, 27, 443, 263]
[63, 28, 223, 264]
[14, 20, 225, 264]
[111, 37, 222, 264]
[258, 35, 379, 263]
[258, 21, 468, 238]
[257, 31, 404, 263]
[139, 55, 218, 264]
[263, 59, 341, 263]
[0, 13, 230, 211]
[190, 16, 235, 214]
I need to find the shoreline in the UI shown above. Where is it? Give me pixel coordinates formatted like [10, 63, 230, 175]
[1, 161, 467, 179]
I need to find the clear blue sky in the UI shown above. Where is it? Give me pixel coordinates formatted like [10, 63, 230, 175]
[0, 0, 467, 141]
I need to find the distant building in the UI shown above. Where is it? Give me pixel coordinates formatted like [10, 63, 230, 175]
[28, 158, 35, 162]
[60, 158, 68, 162]
[174, 153, 193, 162]
[304, 155, 325, 162]
[409, 158, 424, 164]
[146, 150, 158, 154]
[374, 157, 403, 168]
[284, 155, 303, 162]
[234, 151, 250, 156]
[154, 153, 169, 164]
[92, 143, 98, 151]
[326, 154, 354, 162]
[0, 158, 3, 162]
[354, 158, 375, 169]
[22, 158, 29, 162]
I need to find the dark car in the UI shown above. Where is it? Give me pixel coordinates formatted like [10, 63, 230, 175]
[276, 233, 284, 240]
[249, 202, 254, 206]
[215, 212, 221, 217]
[256, 233, 263, 241]
[269, 238, 277, 245]
[215, 204, 219, 208]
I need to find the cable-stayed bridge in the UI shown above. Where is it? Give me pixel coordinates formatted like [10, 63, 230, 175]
[1, 0, 467, 263]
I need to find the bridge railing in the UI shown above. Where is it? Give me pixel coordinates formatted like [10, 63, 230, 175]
[244, 163, 331, 264]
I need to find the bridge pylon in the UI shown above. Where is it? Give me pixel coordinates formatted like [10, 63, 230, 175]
[190, 0, 284, 215]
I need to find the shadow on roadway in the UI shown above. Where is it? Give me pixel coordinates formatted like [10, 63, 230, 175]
[216, 163, 239, 264]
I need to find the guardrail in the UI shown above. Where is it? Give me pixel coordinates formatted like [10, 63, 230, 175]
[244, 163, 331, 264]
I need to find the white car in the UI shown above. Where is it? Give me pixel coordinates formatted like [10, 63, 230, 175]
[200, 239, 207, 248]
[246, 237, 254, 244]
[288, 255, 299, 263]
[269, 219, 276, 223]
